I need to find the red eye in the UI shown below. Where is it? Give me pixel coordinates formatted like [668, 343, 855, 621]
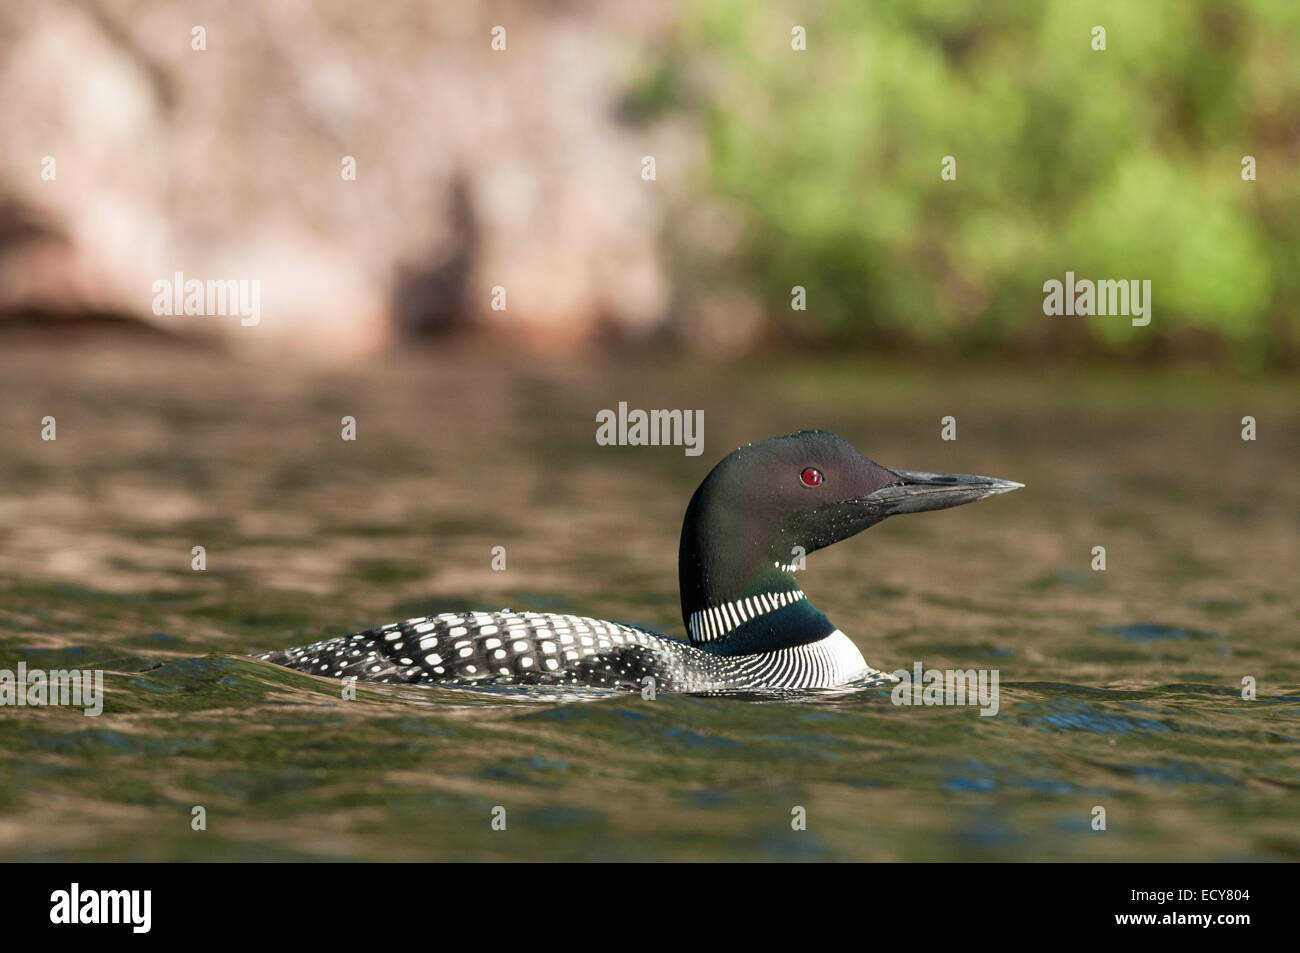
[800, 467, 823, 487]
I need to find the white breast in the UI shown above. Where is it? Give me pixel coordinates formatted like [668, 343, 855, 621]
[721, 629, 889, 689]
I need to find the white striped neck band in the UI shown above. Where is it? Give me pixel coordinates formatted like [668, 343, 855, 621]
[687, 589, 806, 643]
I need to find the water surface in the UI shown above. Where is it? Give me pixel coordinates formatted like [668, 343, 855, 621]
[1, 341, 1295, 861]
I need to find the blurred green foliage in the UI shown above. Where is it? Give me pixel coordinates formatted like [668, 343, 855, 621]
[635, 0, 1300, 365]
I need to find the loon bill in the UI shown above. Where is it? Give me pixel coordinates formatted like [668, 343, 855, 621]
[258, 430, 1022, 693]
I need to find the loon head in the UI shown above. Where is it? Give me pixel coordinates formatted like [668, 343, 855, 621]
[678, 430, 1022, 655]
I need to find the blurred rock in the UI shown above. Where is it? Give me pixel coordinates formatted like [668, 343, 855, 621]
[0, 0, 682, 360]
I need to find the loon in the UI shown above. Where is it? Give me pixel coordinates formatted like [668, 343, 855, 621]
[259, 430, 1021, 694]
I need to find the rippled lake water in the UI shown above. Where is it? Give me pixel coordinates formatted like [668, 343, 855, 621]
[1, 340, 1296, 861]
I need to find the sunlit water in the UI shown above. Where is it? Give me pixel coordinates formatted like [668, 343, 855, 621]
[1, 341, 1296, 861]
